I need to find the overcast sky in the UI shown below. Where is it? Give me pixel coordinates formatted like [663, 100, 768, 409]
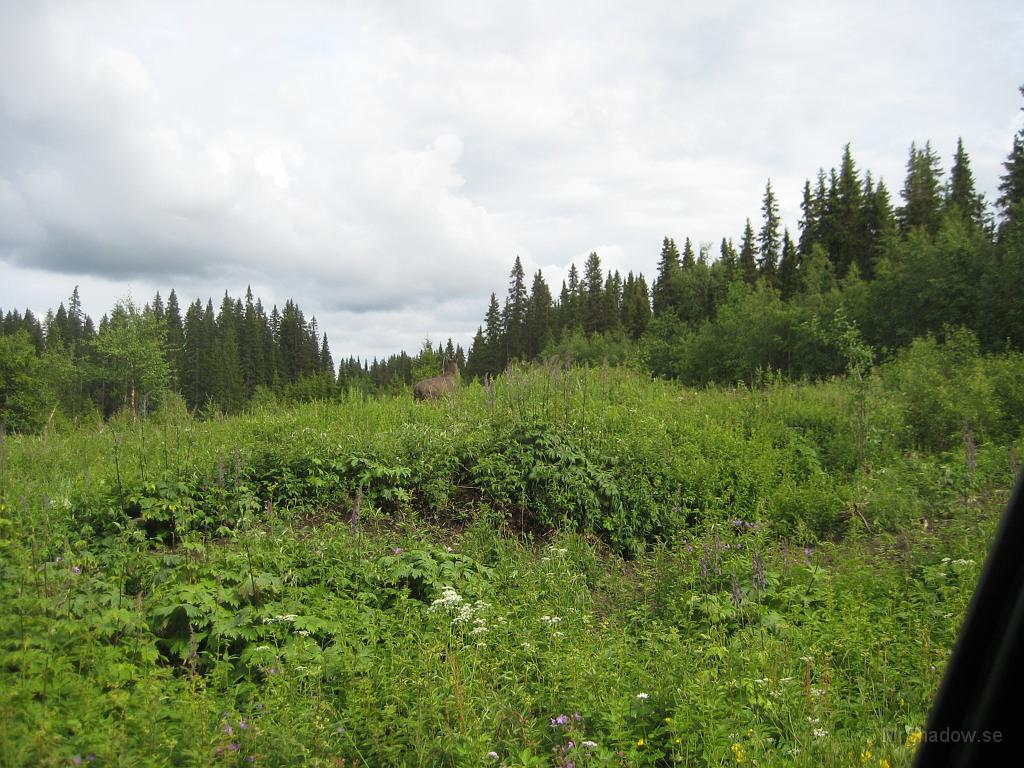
[1, 1, 1022, 361]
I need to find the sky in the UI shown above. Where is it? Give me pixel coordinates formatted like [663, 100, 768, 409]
[1, 1, 1022, 362]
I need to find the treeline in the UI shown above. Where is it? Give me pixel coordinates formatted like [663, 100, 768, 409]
[0, 286, 463, 432]
[463, 90, 1024, 383]
[3, 88, 1024, 432]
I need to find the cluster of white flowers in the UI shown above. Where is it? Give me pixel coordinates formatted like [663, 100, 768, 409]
[430, 588, 464, 612]
[470, 617, 489, 637]
[540, 615, 562, 626]
[635, 692, 650, 700]
[809, 687, 825, 698]
[263, 614, 298, 624]
[429, 587, 491, 629]
[813, 728, 829, 739]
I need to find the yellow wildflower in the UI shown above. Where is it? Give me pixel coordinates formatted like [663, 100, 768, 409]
[906, 730, 923, 748]
[731, 742, 745, 764]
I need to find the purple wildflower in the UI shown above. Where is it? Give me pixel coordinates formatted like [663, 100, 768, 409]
[71, 758, 82, 766]
[550, 714, 570, 726]
[86, 757, 96, 763]
[730, 576, 744, 607]
[228, 743, 240, 752]
[239, 718, 248, 730]
[223, 723, 234, 735]
[752, 551, 767, 591]
[71, 565, 81, 576]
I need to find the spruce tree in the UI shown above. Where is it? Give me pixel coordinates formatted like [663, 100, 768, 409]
[503, 256, 528, 360]
[483, 293, 503, 372]
[860, 175, 896, 279]
[621, 272, 651, 339]
[603, 270, 623, 333]
[899, 141, 944, 235]
[181, 301, 204, 409]
[719, 238, 737, 281]
[321, 334, 335, 379]
[946, 138, 987, 229]
[758, 180, 781, 282]
[523, 270, 553, 359]
[798, 180, 818, 257]
[652, 237, 683, 316]
[214, 324, 245, 413]
[778, 229, 800, 299]
[466, 327, 487, 380]
[997, 87, 1024, 226]
[738, 220, 758, 285]
[582, 251, 605, 334]
[681, 238, 696, 269]
[830, 144, 866, 277]
[560, 264, 582, 332]
[165, 289, 184, 388]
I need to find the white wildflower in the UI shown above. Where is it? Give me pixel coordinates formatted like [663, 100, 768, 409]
[429, 587, 464, 613]
[582, 741, 598, 749]
[636, 692, 650, 700]
[813, 728, 828, 739]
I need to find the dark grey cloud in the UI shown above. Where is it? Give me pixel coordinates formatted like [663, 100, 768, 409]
[1, 0, 1022, 359]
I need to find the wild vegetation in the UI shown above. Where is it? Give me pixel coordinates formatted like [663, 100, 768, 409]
[2, 86, 1023, 767]
[2, 340, 1021, 766]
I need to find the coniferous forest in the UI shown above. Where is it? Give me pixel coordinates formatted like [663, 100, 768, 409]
[4, 96, 1024, 432]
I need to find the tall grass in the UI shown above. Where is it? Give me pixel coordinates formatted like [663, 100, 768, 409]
[0, 349, 1020, 766]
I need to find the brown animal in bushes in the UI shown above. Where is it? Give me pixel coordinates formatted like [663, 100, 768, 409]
[414, 360, 459, 401]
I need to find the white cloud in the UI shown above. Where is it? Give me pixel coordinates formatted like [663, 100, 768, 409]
[1, 0, 1022, 360]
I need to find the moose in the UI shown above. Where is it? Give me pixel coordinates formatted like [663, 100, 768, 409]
[413, 360, 459, 401]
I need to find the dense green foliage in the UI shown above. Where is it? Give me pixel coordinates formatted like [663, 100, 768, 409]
[2, 351, 1021, 765]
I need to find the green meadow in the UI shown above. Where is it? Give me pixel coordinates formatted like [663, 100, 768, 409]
[2, 338, 1021, 767]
